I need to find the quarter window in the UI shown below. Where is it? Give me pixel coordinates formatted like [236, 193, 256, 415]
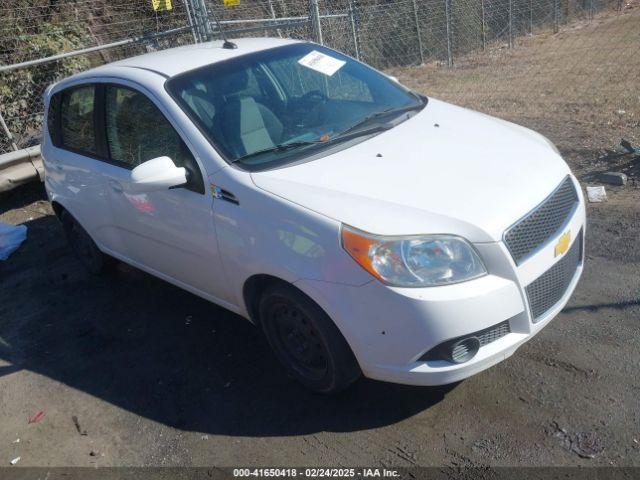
[105, 86, 204, 193]
[60, 86, 96, 155]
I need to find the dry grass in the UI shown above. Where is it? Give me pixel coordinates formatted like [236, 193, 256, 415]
[390, 4, 640, 156]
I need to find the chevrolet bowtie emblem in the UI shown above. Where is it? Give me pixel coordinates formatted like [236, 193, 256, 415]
[554, 231, 571, 257]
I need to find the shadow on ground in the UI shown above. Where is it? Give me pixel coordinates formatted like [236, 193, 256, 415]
[0, 184, 455, 437]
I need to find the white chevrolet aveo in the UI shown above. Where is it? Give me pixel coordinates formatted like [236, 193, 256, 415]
[43, 38, 586, 393]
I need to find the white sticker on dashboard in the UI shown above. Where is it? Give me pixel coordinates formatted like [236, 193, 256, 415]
[298, 50, 346, 76]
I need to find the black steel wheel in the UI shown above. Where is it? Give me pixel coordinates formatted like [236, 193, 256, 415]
[259, 284, 361, 394]
[269, 300, 329, 381]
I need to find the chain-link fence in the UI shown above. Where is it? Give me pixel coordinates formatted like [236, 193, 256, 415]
[1, 0, 638, 156]
[0, 0, 197, 153]
[386, 0, 639, 151]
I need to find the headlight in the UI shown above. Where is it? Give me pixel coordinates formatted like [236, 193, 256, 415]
[341, 225, 487, 287]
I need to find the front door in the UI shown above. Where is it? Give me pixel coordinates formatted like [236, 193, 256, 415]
[99, 83, 232, 306]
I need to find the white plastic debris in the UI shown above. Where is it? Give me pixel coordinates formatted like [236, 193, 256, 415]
[586, 186, 607, 203]
[0, 222, 27, 260]
[10, 456, 20, 465]
[12, 439, 20, 444]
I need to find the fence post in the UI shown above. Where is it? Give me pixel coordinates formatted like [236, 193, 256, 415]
[200, 0, 214, 41]
[553, 0, 559, 33]
[529, 0, 533, 35]
[412, 0, 425, 64]
[445, 0, 453, 67]
[508, 0, 513, 48]
[190, 0, 203, 41]
[268, 0, 283, 37]
[309, 0, 324, 45]
[189, 0, 212, 41]
[349, 1, 360, 60]
[182, 0, 200, 43]
[481, 0, 486, 50]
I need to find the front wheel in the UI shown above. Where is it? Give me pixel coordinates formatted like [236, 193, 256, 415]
[259, 284, 361, 394]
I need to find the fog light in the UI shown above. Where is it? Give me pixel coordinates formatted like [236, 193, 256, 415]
[448, 337, 480, 364]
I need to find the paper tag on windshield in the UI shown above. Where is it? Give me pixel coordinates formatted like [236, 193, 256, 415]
[298, 50, 345, 76]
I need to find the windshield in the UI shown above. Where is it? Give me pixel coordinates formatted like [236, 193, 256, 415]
[166, 43, 425, 170]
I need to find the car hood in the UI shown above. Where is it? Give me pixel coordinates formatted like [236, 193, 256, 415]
[251, 98, 571, 243]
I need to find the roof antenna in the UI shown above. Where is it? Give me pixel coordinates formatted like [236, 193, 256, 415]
[209, 7, 237, 49]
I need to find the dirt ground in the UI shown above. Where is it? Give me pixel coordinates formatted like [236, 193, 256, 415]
[1, 6, 640, 471]
[1, 153, 639, 469]
[390, 4, 640, 153]
[2, 155, 640, 470]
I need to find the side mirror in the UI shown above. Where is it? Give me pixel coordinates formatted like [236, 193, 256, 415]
[130, 156, 187, 193]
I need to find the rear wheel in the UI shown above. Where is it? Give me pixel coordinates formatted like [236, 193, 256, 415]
[60, 210, 113, 275]
[259, 284, 361, 394]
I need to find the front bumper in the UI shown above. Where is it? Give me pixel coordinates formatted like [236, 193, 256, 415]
[295, 194, 586, 386]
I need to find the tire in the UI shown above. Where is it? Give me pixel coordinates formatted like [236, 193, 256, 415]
[60, 210, 113, 275]
[259, 284, 361, 394]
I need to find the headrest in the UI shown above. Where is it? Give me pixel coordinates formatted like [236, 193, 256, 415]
[216, 68, 249, 96]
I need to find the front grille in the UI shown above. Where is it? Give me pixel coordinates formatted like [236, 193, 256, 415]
[505, 176, 579, 264]
[526, 230, 582, 321]
[421, 320, 511, 361]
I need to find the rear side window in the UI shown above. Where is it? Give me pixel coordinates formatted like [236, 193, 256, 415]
[59, 86, 97, 155]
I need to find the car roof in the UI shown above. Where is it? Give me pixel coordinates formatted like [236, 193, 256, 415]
[75, 37, 302, 80]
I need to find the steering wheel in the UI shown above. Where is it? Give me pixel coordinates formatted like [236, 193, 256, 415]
[289, 90, 328, 130]
[300, 89, 328, 106]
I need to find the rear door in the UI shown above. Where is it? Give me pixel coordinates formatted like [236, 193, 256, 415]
[45, 84, 118, 251]
[97, 82, 232, 304]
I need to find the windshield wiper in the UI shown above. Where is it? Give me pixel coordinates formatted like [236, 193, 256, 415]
[233, 102, 425, 163]
[336, 102, 425, 139]
[233, 140, 320, 162]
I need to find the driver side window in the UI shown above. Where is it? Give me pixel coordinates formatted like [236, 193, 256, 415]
[105, 85, 205, 194]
